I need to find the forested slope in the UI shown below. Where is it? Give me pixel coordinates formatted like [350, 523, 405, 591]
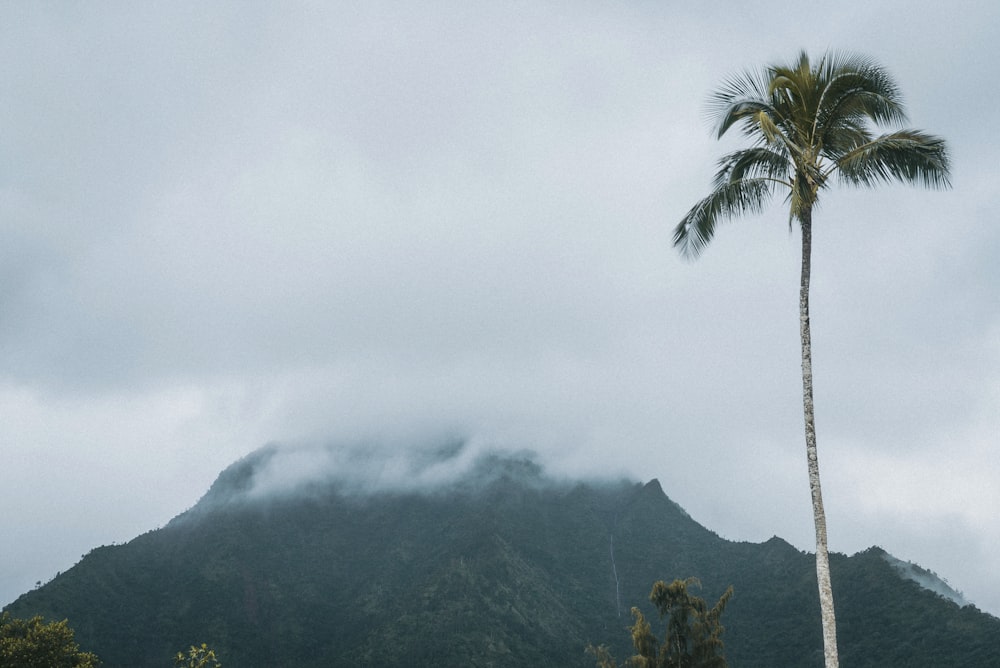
[8, 448, 999, 666]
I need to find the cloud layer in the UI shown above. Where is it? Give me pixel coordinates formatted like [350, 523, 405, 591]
[2, 1, 998, 616]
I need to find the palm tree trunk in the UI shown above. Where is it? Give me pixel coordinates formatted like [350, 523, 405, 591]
[799, 209, 839, 667]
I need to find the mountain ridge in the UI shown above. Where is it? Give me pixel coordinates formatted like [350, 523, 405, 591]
[7, 442, 999, 667]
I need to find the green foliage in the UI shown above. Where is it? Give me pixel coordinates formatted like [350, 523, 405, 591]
[648, 578, 731, 667]
[589, 578, 732, 668]
[0, 612, 100, 667]
[674, 50, 950, 257]
[586, 642, 619, 668]
[175, 643, 221, 667]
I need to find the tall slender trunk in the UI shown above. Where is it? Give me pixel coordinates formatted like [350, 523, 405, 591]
[799, 209, 839, 667]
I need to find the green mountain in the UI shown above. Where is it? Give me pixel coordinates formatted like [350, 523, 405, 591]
[6, 443, 999, 667]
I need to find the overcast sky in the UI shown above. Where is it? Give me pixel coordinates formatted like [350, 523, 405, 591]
[2, 1, 998, 617]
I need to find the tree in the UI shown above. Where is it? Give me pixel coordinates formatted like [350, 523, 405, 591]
[673, 51, 950, 668]
[588, 578, 733, 668]
[0, 612, 100, 667]
[174, 643, 222, 668]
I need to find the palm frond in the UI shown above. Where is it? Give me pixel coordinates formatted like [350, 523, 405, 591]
[769, 50, 812, 99]
[673, 179, 776, 258]
[837, 130, 951, 189]
[818, 121, 872, 161]
[713, 147, 791, 189]
[815, 70, 906, 142]
[710, 68, 773, 139]
[769, 51, 822, 143]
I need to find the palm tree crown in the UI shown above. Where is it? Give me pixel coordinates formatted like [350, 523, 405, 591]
[674, 50, 950, 255]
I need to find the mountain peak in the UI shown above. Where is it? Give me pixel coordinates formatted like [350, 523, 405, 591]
[186, 440, 596, 518]
[643, 478, 664, 494]
[9, 442, 999, 667]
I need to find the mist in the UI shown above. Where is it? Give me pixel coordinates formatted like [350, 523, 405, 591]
[883, 553, 968, 607]
[190, 434, 626, 511]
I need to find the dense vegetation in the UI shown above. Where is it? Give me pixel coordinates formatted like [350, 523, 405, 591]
[0, 611, 100, 667]
[6, 448, 999, 666]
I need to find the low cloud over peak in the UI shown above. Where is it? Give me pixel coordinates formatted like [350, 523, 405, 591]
[192, 436, 568, 509]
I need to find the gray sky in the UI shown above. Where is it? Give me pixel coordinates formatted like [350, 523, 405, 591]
[2, 1, 998, 617]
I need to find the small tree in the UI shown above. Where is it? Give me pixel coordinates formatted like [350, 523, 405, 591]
[174, 643, 222, 668]
[588, 578, 733, 668]
[0, 611, 100, 667]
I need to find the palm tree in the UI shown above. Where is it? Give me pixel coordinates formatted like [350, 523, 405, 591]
[673, 51, 950, 667]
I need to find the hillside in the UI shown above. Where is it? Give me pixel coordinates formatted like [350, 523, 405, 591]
[6, 443, 1000, 666]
